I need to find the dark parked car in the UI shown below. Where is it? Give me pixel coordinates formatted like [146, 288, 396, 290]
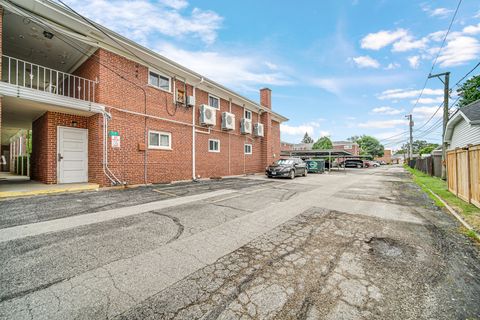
[340, 159, 365, 168]
[266, 158, 307, 179]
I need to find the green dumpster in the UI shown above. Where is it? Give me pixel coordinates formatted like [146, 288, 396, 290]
[305, 159, 325, 173]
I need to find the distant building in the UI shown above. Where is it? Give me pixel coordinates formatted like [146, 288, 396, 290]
[332, 141, 360, 156]
[281, 142, 294, 151]
[375, 149, 392, 164]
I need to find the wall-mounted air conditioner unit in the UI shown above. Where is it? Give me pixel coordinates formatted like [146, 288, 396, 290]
[221, 112, 235, 130]
[240, 118, 252, 134]
[254, 123, 264, 137]
[200, 104, 216, 126]
[187, 96, 195, 107]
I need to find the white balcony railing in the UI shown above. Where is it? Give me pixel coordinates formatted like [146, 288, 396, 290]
[2, 55, 96, 103]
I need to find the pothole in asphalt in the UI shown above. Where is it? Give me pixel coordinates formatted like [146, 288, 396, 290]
[366, 237, 405, 258]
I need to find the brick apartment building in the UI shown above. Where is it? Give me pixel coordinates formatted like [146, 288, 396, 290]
[0, 0, 287, 186]
[332, 141, 360, 156]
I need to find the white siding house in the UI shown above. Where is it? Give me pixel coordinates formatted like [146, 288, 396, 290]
[445, 100, 480, 150]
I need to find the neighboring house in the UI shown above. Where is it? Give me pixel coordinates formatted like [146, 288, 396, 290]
[391, 153, 404, 164]
[444, 100, 480, 150]
[375, 149, 392, 164]
[0, 1, 288, 186]
[332, 141, 360, 156]
[280, 141, 294, 151]
[293, 143, 314, 150]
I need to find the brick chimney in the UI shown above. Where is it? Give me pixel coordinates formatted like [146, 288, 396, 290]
[260, 88, 272, 109]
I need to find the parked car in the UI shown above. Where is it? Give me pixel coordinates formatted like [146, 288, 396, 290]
[340, 159, 365, 168]
[266, 158, 307, 179]
[364, 160, 380, 168]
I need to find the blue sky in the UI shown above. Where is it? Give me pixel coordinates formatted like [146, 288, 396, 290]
[64, 0, 480, 149]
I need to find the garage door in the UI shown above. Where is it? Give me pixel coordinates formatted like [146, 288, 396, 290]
[57, 126, 88, 183]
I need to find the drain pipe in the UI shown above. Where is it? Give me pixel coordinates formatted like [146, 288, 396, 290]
[192, 77, 204, 180]
[101, 111, 121, 185]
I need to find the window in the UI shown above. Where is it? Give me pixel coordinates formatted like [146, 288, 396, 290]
[344, 145, 351, 149]
[208, 94, 220, 109]
[148, 131, 171, 149]
[244, 144, 252, 155]
[208, 139, 220, 152]
[244, 109, 252, 120]
[149, 71, 170, 91]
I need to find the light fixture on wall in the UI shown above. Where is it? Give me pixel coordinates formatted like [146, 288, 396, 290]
[43, 31, 54, 39]
[71, 121, 78, 127]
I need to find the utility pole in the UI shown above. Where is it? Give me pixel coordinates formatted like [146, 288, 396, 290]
[405, 114, 413, 159]
[428, 71, 450, 179]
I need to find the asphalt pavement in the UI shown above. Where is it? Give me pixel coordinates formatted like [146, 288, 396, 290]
[0, 166, 479, 319]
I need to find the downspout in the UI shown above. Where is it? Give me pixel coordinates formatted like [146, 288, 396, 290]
[192, 77, 204, 180]
[229, 98, 232, 175]
[102, 111, 121, 185]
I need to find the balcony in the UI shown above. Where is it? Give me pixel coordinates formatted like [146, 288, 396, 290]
[2, 55, 97, 103]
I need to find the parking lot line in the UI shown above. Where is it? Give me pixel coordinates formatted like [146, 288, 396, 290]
[0, 189, 236, 243]
[152, 189, 179, 197]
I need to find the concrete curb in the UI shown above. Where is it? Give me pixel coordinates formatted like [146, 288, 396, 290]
[0, 184, 99, 199]
[423, 185, 480, 241]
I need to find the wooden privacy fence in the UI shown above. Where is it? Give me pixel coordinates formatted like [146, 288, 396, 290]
[447, 144, 480, 208]
[408, 154, 442, 178]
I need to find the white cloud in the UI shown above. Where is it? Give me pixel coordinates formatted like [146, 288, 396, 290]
[63, 0, 223, 44]
[281, 124, 315, 136]
[159, 0, 188, 10]
[311, 74, 405, 96]
[157, 43, 293, 88]
[280, 121, 328, 142]
[407, 55, 420, 68]
[378, 88, 443, 100]
[463, 23, 480, 35]
[358, 119, 408, 129]
[372, 106, 405, 115]
[352, 55, 380, 68]
[360, 28, 408, 50]
[264, 61, 278, 70]
[413, 97, 444, 104]
[436, 36, 480, 67]
[385, 62, 400, 70]
[428, 7, 453, 18]
[412, 106, 442, 119]
[311, 78, 342, 95]
[392, 36, 428, 52]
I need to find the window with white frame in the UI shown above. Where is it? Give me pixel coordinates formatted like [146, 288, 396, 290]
[244, 144, 252, 155]
[149, 70, 171, 91]
[244, 109, 252, 120]
[148, 131, 171, 149]
[208, 139, 220, 152]
[208, 94, 220, 109]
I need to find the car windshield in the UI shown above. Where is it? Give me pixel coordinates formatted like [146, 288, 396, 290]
[275, 159, 294, 165]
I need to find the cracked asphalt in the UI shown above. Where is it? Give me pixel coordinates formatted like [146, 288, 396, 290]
[0, 166, 479, 319]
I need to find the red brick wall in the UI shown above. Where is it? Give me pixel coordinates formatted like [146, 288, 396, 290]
[31, 112, 88, 184]
[29, 49, 282, 186]
[78, 49, 278, 185]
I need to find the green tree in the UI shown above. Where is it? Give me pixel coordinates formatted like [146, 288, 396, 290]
[402, 140, 437, 154]
[312, 136, 333, 150]
[457, 75, 480, 108]
[419, 144, 438, 155]
[347, 135, 360, 143]
[301, 132, 314, 143]
[357, 135, 384, 157]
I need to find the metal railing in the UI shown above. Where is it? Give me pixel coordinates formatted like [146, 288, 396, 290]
[2, 55, 96, 103]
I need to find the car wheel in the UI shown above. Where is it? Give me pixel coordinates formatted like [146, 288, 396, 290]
[289, 170, 295, 179]
[357, 164, 362, 168]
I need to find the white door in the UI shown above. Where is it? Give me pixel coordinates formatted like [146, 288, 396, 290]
[57, 126, 88, 183]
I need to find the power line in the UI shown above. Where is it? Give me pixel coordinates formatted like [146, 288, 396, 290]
[454, 61, 480, 88]
[408, 0, 462, 113]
